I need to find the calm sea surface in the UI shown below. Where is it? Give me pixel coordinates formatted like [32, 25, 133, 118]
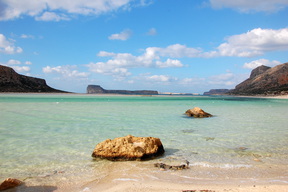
[0, 94, 288, 188]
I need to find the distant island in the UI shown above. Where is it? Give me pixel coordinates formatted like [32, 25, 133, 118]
[0, 65, 67, 93]
[87, 85, 158, 95]
[203, 89, 230, 96]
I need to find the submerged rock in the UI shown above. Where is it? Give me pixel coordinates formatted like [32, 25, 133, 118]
[0, 178, 22, 191]
[154, 160, 190, 170]
[185, 107, 212, 118]
[92, 135, 165, 161]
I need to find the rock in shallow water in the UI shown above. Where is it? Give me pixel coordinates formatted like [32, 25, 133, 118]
[185, 107, 212, 118]
[92, 135, 165, 161]
[0, 178, 22, 191]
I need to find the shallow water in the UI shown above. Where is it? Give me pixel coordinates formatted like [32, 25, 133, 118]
[0, 94, 288, 189]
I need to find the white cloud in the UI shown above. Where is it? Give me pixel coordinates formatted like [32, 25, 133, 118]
[155, 59, 183, 68]
[215, 28, 288, 57]
[0, 34, 23, 54]
[43, 65, 90, 78]
[87, 45, 186, 78]
[243, 59, 282, 69]
[20, 34, 34, 39]
[7, 59, 21, 65]
[12, 66, 30, 73]
[146, 28, 157, 36]
[144, 75, 177, 82]
[0, 0, 148, 21]
[108, 29, 132, 40]
[35, 12, 70, 22]
[142, 28, 288, 58]
[210, 0, 288, 13]
[154, 44, 202, 58]
[0, 59, 33, 74]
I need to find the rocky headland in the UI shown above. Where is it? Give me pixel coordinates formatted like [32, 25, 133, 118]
[87, 85, 158, 95]
[0, 65, 67, 93]
[228, 62, 288, 96]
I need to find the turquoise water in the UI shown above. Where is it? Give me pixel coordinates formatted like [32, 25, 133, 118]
[0, 94, 288, 188]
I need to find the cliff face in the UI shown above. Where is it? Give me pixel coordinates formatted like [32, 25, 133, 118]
[87, 85, 158, 95]
[229, 62, 288, 95]
[0, 65, 66, 93]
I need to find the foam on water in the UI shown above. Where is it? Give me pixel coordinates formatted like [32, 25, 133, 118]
[0, 94, 288, 186]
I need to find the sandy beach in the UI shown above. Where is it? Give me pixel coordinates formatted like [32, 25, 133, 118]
[82, 182, 288, 192]
[16, 179, 288, 192]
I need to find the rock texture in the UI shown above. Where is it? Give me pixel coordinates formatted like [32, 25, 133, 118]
[229, 63, 288, 95]
[87, 85, 158, 95]
[92, 135, 165, 161]
[0, 178, 22, 191]
[185, 107, 212, 118]
[0, 65, 67, 93]
[203, 89, 230, 95]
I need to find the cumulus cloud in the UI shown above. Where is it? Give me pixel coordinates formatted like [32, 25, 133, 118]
[145, 75, 177, 82]
[35, 12, 70, 22]
[0, 60, 30, 72]
[147, 28, 288, 58]
[210, 0, 288, 13]
[155, 59, 183, 68]
[87, 45, 185, 78]
[6, 59, 21, 65]
[214, 28, 288, 57]
[43, 65, 90, 78]
[0, 0, 148, 21]
[0, 34, 23, 54]
[108, 29, 132, 40]
[153, 44, 202, 58]
[243, 59, 282, 69]
[12, 66, 30, 73]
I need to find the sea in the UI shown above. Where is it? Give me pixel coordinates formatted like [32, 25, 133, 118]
[0, 94, 288, 190]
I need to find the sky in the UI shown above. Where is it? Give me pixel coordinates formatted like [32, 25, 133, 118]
[0, 0, 288, 94]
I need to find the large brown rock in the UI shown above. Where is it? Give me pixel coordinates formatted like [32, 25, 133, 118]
[92, 135, 165, 161]
[0, 178, 22, 191]
[185, 107, 212, 118]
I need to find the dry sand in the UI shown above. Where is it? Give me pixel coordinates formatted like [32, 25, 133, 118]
[54, 180, 288, 192]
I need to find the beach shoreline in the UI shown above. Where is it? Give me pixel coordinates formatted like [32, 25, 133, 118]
[17, 177, 288, 192]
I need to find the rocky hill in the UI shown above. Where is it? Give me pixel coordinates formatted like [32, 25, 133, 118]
[229, 62, 288, 95]
[87, 85, 158, 95]
[0, 65, 67, 93]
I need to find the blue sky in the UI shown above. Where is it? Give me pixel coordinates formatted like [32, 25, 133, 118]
[1, 0, 288, 94]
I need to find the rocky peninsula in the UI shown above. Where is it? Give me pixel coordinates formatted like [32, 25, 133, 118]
[0, 65, 67, 93]
[228, 62, 288, 96]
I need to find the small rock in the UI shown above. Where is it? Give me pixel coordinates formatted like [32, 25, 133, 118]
[0, 178, 22, 191]
[205, 137, 215, 141]
[154, 160, 189, 170]
[185, 107, 212, 118]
